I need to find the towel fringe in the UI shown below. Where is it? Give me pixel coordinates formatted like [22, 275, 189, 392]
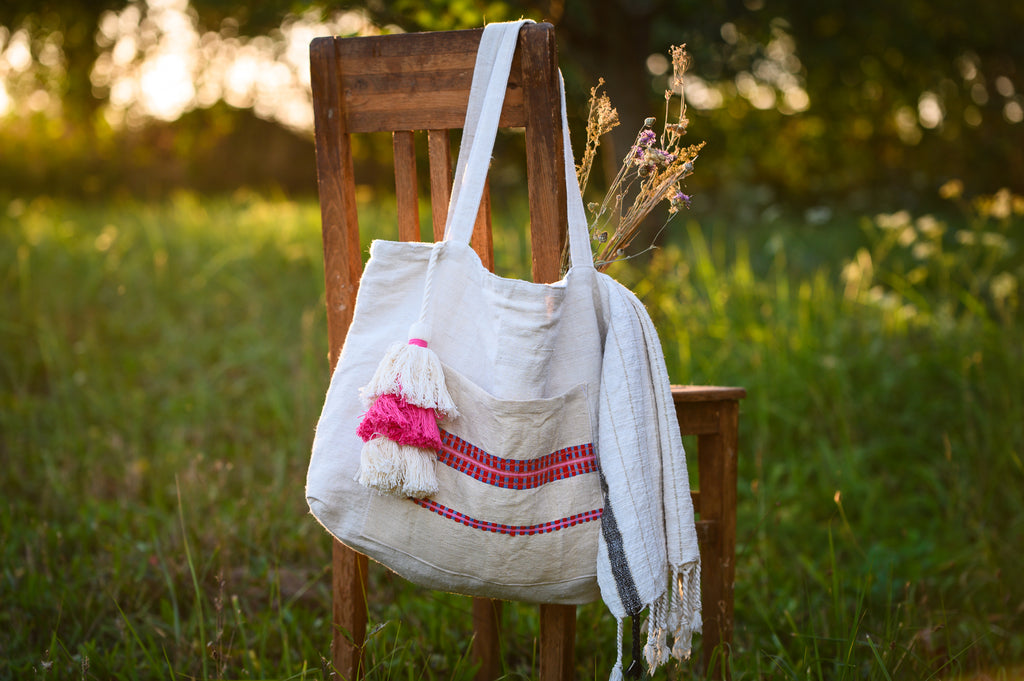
[631, 558, 702, 677]
[608, 617, 624, 681]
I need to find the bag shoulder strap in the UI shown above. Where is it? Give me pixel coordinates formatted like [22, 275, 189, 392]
[443, 21, 594, 271]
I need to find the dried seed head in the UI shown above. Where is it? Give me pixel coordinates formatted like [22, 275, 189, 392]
[670, 45, 690, 92]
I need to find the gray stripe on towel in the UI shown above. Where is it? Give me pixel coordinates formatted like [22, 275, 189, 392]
[600, 473, 643, 616]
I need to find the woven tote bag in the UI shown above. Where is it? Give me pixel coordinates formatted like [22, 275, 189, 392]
[307, 20, 604, 604]
[308, 25, 702, 671]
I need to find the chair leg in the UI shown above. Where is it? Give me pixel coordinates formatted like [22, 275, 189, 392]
[696, 396, 739, 680]
[472, 598, 504, 681]
[332, 540, 368, 680]
[539, 603, 575, 680]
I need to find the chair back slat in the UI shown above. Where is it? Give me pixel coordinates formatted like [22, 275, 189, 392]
[392, 130, 421, 242]
[323, 29, 528, 133]
[310, 36, 362, 371]
[427, 130, 453, 240]
[471, 180, 495, 270]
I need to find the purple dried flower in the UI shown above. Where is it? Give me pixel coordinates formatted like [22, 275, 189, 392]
[638, 129, 657, 147]
[672, 191, 692, 208]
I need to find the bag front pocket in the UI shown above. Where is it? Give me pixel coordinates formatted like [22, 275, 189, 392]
[361, 366, 603, 603]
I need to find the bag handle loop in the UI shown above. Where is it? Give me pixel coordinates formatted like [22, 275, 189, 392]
[442, 21, 594, 271]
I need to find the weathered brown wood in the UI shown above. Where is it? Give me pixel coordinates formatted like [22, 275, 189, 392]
[714, 399, 740, 678]
[539, 603, 576, 681]
[471, 179, 495, 270]
[695, 518, 716, 546]
[671, 385, 743, 678]
[311, 37, 363, 371]
[520, 23, 565, 283]
[313, 36, 370, 680]
[331, 539, 367, 680]
[332, 30, 528, 133]
[700, 427, 727, 679]
[675, 400, 723, 436]
[427, 129, 452, 241]
[689, 398, 739, 680]
[393, 130, 421, 242]
[672, 385, 748, 402]
[472, 599, 504, 681]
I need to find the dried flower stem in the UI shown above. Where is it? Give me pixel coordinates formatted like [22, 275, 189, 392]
[564, 44, 703, 274]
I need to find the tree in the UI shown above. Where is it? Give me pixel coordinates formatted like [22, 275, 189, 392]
[2, 0, 1022, 202]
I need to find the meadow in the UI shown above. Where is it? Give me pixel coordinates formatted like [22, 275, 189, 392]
[1, 188, 1021, 680]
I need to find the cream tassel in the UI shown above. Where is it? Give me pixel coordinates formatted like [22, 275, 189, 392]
[401, 447, 440, 498]
[359, 339, 457, 419]
[357, 437, 405, 495]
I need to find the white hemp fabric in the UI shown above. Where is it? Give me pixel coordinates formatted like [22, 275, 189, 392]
[305, 20, 700, 679]
[595, 275, 702, 677]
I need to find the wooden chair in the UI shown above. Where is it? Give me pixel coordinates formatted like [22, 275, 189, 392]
[309, 23, 744, 680]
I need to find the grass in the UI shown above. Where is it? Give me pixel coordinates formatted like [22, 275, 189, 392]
[1, 189, 1021, 679]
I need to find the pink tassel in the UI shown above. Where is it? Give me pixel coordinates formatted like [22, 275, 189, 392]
[355, 336, 451, 498]
[357, 393, 442, 450]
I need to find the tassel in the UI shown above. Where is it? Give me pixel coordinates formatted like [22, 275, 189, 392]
[357, 392, 442, 450]
[357, 437, 405, 495]
[358, 441, 441, 499]
[401, 447, 440, 498]
[355, 336, 454, 498]
[643, 599, 670, 671]
[357, 438, 440, 498]
[669, 561, 702, 661]
[360, 339, 457, 418]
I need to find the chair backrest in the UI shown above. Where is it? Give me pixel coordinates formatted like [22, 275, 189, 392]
[309, 24, 574, 679]
[309, 23, 566, 372]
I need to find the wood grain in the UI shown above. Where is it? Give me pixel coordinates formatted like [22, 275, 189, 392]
[427, 129, 452, 241]
[393, 130, 421, 242]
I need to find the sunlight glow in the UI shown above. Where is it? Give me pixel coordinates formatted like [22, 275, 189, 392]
[917, 91, 944, 129]
[705, 22, 810, 114]
[1005, 100, 1024, 124]
[139, 52, 195, 120]
[89, 1, 383, 132]
[683, 75, 725, 110]
[4, 30, 32, 72]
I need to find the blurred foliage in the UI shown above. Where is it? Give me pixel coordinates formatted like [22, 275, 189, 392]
[1, 0, 1022, 207]
[0, 104, 316, 198]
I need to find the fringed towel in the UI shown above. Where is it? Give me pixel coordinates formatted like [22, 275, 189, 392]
[595, 275, 702, 680]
